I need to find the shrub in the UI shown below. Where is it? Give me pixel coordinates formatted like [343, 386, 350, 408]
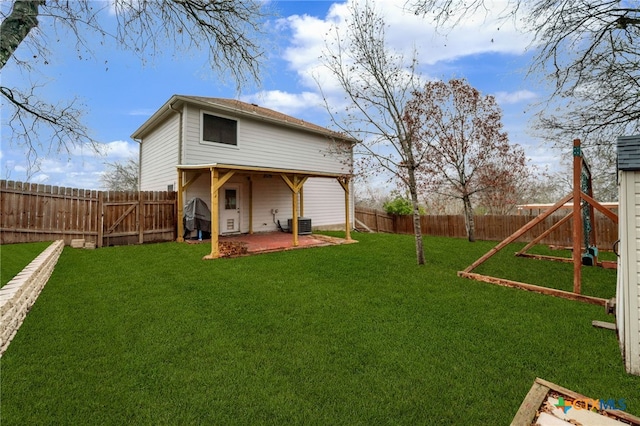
[383, 195, 426, 215]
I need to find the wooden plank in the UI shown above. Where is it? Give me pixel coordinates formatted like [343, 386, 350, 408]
[510, 380, 550, 426]
[517, 253, 572, 263]
[592, 320, 616, 331]
[533, 378, 640, 425]
[458, 271, 607, 306]
[0, 227, 98, 236]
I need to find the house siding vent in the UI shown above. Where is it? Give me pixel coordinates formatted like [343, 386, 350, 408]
[618, 135, 640, 171]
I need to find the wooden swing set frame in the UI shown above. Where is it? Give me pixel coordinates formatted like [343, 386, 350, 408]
[457, 139, 618, 306]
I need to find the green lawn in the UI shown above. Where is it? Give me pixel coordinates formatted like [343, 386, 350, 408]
[1, 233, 636, 425]
[1, 241, 53, 287]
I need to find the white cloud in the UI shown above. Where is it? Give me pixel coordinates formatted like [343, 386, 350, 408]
[267, 0, 535, 125]
[69, 140, 137, 159]
[494, 90, 538, 105]
[241, 90, 325, 117]
[102, 140, 138, 159]
[31, 173, 50, 184]
[39, 158, 74, 174]
[280, 0, 532, 91]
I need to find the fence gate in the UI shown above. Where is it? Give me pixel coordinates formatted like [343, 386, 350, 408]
[101, 191, 176, 247]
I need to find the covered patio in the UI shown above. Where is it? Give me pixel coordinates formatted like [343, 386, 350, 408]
[176, 163, 353, 259]
[185, 231, 356, 257]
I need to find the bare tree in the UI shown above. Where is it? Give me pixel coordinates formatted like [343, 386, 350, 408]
[1, 0, 268, 174]
[474, 158, 537, 215]
[319, 0, 426, 264]
[404, 78, 526, 242]
[101, 157, 139, 192]
[407, 1, 639, 193]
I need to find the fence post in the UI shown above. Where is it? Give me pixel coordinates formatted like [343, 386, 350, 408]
[138, 192, 144, 244]
[97, 191, 104, 248]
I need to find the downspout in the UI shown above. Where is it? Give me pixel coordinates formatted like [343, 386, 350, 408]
[168, 101, 183, 165]
[137, 139, 142, 191]
[169, 101, 184, 242]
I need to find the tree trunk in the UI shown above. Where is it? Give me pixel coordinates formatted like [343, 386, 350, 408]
[0, 0, 44, 70]
[462, 195, 476, 242]
[408, 169, 425, 265]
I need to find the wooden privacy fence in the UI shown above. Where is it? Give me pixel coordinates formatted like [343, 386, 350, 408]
[355, 207, 619, 249]
[1, 180, 176, 247]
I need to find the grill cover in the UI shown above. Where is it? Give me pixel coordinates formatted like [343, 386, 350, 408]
[183, 197, 211, 233]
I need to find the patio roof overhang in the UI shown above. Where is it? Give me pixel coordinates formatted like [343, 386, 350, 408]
[175, 163, 352, 259]
[176, 163, 349, 178]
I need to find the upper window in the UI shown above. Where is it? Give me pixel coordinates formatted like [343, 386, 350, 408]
[202, 113, 237, 146]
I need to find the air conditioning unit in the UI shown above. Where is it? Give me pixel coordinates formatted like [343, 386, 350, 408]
[287, 217, 312, 235]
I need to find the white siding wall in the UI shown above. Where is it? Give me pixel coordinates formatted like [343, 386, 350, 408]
[303, 178, 353, 230]
[182, 105, 351, 174]
[251, 176, 292, 233]
[619, 170, 640, 376]
[182, 174, 351, 235]
[139, 114, 180, 191]
[633, 172, 640, 375]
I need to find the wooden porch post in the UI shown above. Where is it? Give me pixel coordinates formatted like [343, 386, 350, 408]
[204, 168, 236, 260]
[248, 176, 254, 234]
[280, 174, 308, 247]
[292, 177, 299, 247]
[338, 176, 352, 241]
[176, 168, 184, 242]
[205, 167, 220, 259]
[572, 139, 582, 294]
[299, 186, 304, 218]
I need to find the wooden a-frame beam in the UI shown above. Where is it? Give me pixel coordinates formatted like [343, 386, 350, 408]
[280, 174, 309, 247]
[461, 192, 573, 274]
[581, 191, 619, 224]
[516, 213, 573, 256]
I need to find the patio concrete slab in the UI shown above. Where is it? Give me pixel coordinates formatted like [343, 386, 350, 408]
[186, 231, 356, 256]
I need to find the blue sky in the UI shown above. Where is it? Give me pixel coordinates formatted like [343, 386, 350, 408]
[1, 0, 553, 190]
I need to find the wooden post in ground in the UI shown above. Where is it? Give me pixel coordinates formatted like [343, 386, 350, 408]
[572, 139, 582, 294]
[176, 169, 184, 242]
[97, 191, 104, 248]
[338, 176, 351, 241]
[207, 168, 220, 259]
[138, 191, 144, 244]
[204, 168, 236, 260]
[280, 174, 307, 247]
[248, 176, 253, 234]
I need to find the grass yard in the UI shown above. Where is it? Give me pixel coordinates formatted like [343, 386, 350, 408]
[1, 241, 53, 287]
[1, 233, 637, 425]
